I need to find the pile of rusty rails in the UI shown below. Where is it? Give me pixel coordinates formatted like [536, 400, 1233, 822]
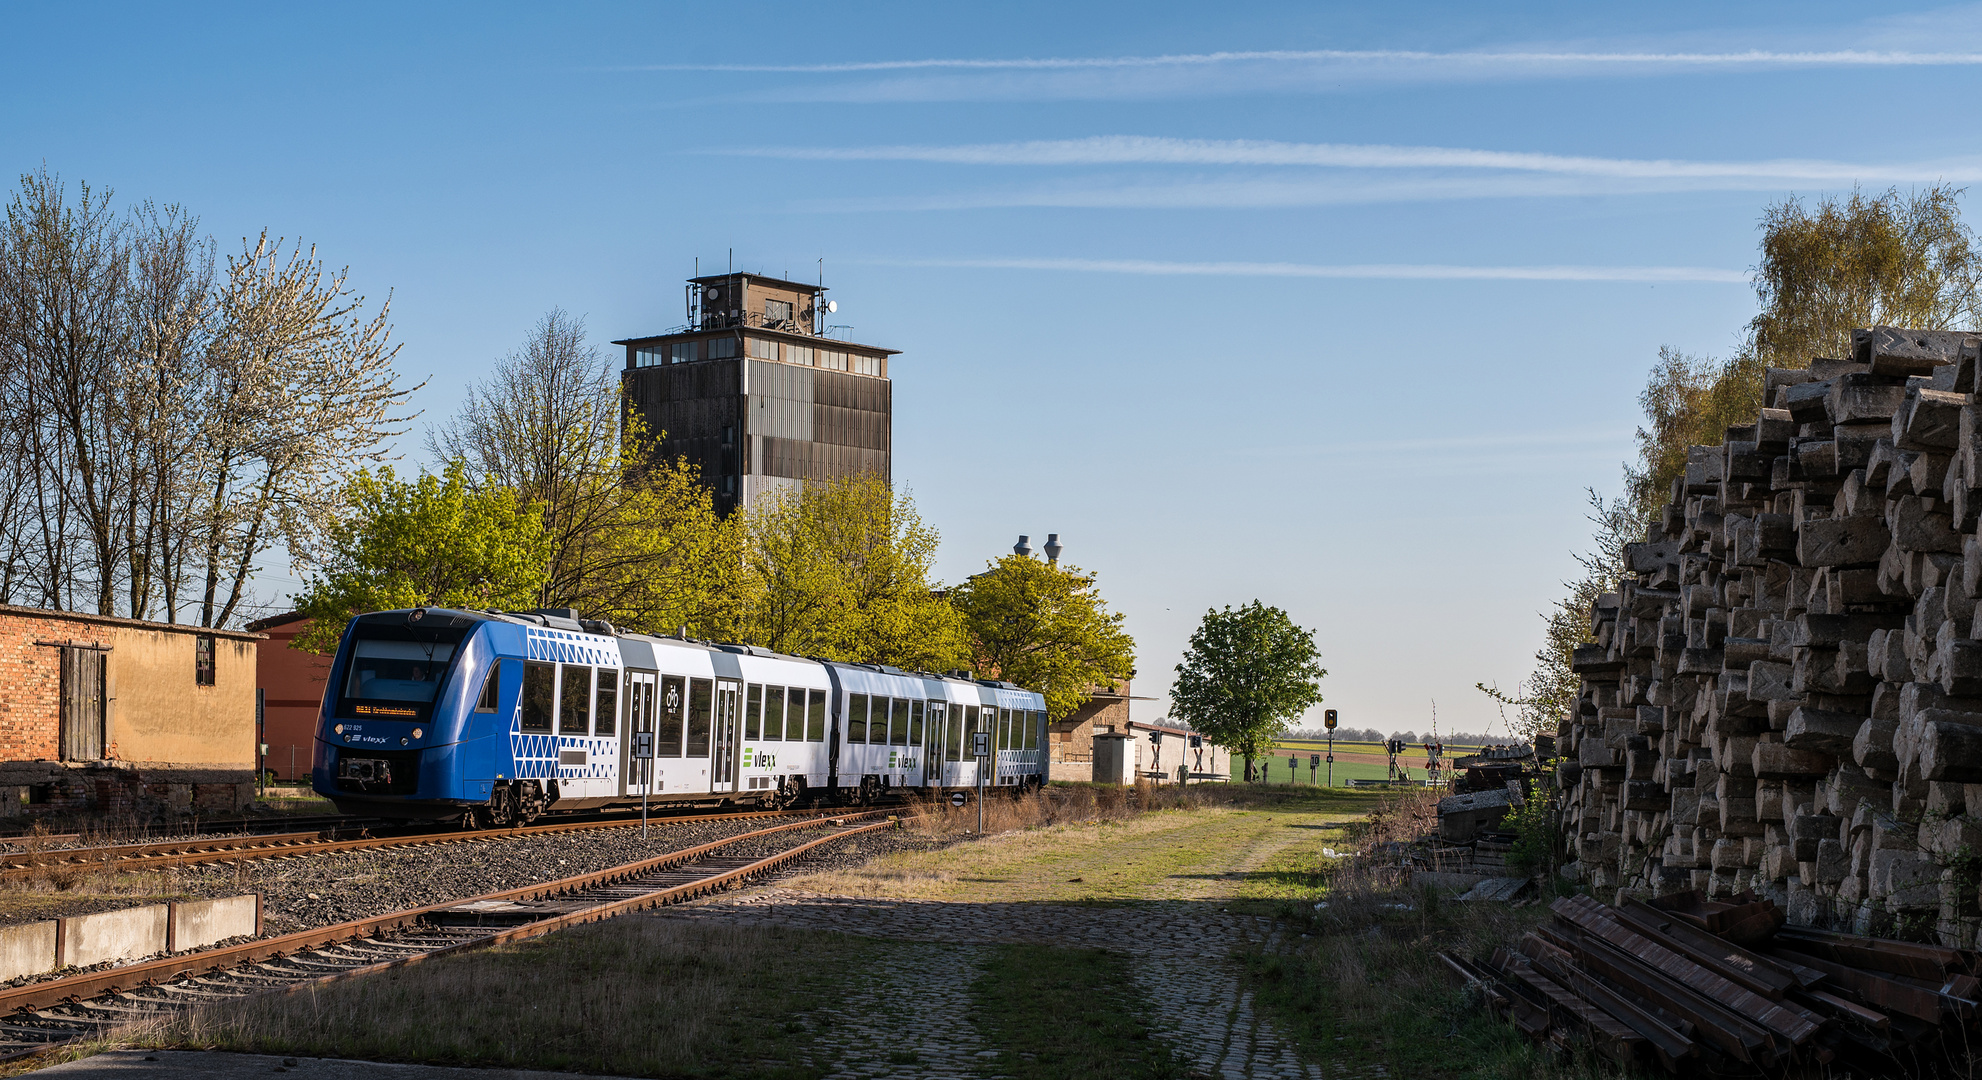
[1443, 889, 1982, 1076]
[0, 811, 894, 1062]
[0, 806, 855, 882]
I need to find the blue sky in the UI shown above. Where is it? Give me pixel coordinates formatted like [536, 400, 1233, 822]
[7, 2, 1981, 736]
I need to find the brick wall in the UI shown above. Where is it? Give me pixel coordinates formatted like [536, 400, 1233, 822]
[0, 612, 82, 762]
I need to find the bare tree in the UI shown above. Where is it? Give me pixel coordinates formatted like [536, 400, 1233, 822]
[190, 232, 418, 627]
[0, 170, 419, 627]
[427, 309, 741, 634]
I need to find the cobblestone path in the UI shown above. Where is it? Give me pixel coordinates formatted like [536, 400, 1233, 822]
[662, 890, 1324, 1080]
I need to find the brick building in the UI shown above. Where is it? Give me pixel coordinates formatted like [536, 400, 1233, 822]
[0, 605, 261, 818]
[243, 612, 333, 782]
[1045, 680, 1231, 784]
[1045, 679, 1141, 782]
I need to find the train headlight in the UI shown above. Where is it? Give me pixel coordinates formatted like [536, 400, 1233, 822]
[334, 724, 344, 735]
[400, 738, 409, 746]
[412, 728, 423, 740]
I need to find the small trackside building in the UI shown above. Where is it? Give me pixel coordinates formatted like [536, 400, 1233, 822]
[0, 605, 262, 818]
[243, 612, 334, 782]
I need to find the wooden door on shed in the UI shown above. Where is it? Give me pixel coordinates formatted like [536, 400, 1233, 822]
[60, 646, 106, 761]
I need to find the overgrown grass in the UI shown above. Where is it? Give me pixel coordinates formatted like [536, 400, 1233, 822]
[1229, 791, 1619, 1079]
[127, 916, 870, 1078]
[973, 943, 1191, 1080]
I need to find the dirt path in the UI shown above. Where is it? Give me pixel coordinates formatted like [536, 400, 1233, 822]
[662, 802, 1370, 1080]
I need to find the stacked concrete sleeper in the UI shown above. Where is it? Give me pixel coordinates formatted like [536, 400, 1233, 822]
[1561, 326, 1982, 945]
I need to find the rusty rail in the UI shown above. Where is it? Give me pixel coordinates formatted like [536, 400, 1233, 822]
[0, 811, 890, 1018]
[0, 806, 842, 882]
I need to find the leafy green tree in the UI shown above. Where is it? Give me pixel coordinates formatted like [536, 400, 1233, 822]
[427, 308, 746, 638]
[292, 462, 550, 652]
[1170, 601, 1326, 782]
[1627, 185, 1982, 520]
[739, 473, 965, 671]
[950, 554, 1136, 720]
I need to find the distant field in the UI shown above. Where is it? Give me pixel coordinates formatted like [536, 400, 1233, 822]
[1231, 754, 1438, 786]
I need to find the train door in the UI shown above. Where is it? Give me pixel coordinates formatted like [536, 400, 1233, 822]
[711, 679, 741, 794]
[624, 671, 656, 797]
[925, 700, 947, 789]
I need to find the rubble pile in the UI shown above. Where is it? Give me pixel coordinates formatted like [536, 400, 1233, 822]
[1559, 326, 1982, 944]
[1444, 890, 1982, 1075]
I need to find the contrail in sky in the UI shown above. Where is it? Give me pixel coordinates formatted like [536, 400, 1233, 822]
[720, 136, 1982, 184]
[866, 256, 1746, 283]
[628, 48, 1982, 73]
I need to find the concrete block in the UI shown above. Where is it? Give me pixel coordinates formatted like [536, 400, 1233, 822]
[1412, 871, 1487, 894]
[0, 921, 55, 981]
[1438, 789, 1511, 842]
[169, 895, 258, 953]
[59, 904, 167, 969]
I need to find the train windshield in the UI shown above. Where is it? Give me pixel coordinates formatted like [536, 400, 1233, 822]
[338, 622, 468, 720]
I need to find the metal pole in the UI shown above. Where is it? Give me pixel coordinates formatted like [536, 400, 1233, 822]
[642, 759, 649, 841]
[1327, 732, 1333, 788]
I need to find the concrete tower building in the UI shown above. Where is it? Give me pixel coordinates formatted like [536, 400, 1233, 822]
[615, 272, 897, 517]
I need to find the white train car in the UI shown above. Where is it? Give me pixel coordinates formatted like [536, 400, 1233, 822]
[315, 607, 1046, 823]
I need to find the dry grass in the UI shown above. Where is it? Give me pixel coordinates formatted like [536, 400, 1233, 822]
[1232, 789, 1613, 1079]
[0, 822, 258, 924]
[121, 915, 866, 1078]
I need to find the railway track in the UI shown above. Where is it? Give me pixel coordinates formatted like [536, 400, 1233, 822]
[0, 812, 895, 1062]
[0, 805, 864, 882]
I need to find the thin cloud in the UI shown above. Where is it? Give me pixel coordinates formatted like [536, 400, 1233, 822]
[804, 172, 1851, 212]
[722, 135, 1982, 184]
[864, 256, 1746, 283]
[626, 48, 1982, 74]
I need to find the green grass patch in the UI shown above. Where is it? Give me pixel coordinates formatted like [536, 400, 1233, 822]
[973, 943, 1190, 1080]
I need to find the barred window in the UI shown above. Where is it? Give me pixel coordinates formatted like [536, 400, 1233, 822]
[195, 635, 215, 686]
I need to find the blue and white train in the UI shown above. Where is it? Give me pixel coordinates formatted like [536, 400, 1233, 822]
[311, 607, 1048, 825]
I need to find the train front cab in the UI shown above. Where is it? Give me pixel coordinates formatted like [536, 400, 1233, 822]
[312, 609, 498, 820]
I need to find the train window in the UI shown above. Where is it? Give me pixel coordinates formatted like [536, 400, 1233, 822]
[744, 685, 763, 741]
[593, 670, 617, 736]
[787, 686, 807, 741]
[908, 700, 924, 748]
[846, 694, 869, 744]
[999, 708, 1014, 750]
[520, 662, 554, 732]
[473, 660, 502, 713]
[872, 698, 889, 744]
[1020, 710, 1036, 749]
[807, 689, 826, 742]
[344, 637, 459, 709]
[558, 665, 591, 734]
[659, 675, 686, 756]
[762, 686, 784, 741]
[946, 706, 963, 761]
[687, 679, 713, 757]
[892, 699, 909, 745]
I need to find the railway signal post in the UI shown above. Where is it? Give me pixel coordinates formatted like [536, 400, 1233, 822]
[633, 731, 655, 839]
[972, 730, 991, 834]
[1324, 709, 1337, 788]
